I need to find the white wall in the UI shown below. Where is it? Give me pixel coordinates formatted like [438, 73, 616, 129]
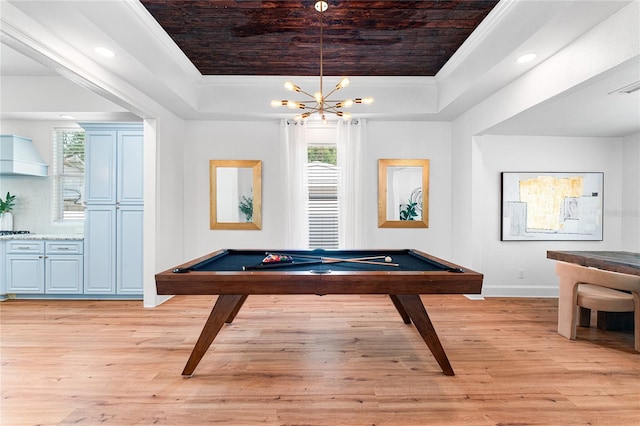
[621, 132, 640, 251]
[0, 120, 83, 235]
[143, 113, 188, 307]
[363, 121, 453, 259]
[182, 120, 284, 259]
[478, 135, 625, 297]
[451, 3, 639, 296]
[181, 120, 454, 260]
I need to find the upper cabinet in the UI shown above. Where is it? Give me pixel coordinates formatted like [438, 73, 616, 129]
[81, 123, 144, 205]
[117, 131, 145, 205]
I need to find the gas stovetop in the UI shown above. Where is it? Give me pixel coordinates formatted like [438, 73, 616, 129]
[0, 230, 31, 236]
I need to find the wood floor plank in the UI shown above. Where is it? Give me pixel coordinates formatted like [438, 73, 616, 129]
[1, 295, 639, 425]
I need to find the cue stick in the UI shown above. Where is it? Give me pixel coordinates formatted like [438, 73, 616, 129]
[266, 252, 398, 266]
[269, 253, 399, 267]
[243, 260, 323, 270]
[266, 252, 388, 262]
[321, 257, 399, 267]
[244, 255, 398, 270]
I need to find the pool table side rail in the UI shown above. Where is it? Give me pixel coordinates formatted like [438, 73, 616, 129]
[155, 249, 483, 296]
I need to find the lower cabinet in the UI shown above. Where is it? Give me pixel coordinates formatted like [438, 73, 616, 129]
[84, 205, 143, 295]
[117, 206, 144, 295]
[84, 207, 116, 294]
[5, 240, 83, 295]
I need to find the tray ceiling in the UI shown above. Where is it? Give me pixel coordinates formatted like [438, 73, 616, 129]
[140, 0, 499, 76]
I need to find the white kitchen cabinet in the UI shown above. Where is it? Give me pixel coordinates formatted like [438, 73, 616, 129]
[117, 205, 144, 294]
[81, 123, 143, 297]
[5, 240, 83, 295]
[83, 206, 116, 294]
[84, 126, 144, 206]
[84, 130, 117, 204]
[6, 240, 45, 293]
[44, 241, 83, 294]
[0, 240, 5, 297]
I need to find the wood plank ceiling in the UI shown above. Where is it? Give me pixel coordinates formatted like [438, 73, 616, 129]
[140, 0, 499, 77]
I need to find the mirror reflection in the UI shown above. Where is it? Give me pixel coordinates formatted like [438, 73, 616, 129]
[378, 159, 429, 228]
[210, 160, 262, 230]
[216, 167, 254, 223]
[386, 166, 423, 221]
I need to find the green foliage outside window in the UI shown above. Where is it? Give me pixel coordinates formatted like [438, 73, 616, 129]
[308, 145, 336, 165]
[62, 131, 85, 173]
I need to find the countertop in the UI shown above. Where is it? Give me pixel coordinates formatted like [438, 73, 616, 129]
[0, 234, 84, 241]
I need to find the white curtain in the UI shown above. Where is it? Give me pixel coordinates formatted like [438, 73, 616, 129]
[337, 119, 366, 248]
[280, 119, 309, 248]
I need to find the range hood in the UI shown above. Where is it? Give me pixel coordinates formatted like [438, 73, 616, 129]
[0, 134, 49, 177]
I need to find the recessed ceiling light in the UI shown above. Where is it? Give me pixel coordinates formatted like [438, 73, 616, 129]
[516, 53, 537, 64]
[60, 114, 75, 119]
[94, 47, 115, 58]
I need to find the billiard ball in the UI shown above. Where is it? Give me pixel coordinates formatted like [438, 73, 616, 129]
[384, 256, 392, 263]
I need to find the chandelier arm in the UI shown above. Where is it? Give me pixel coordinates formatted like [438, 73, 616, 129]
[300, 105, 322, 112]
[323, 86, 342, 100]
[296, 89, 318, 99]
[323, 105, 342, 113]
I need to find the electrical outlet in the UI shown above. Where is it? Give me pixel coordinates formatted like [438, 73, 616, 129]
[518, 269, 525, 279]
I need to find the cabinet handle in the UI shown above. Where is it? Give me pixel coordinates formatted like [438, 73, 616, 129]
[56, 247, 70, 250]
[39, 255, 44, 259]
[17, 246, 31, 250]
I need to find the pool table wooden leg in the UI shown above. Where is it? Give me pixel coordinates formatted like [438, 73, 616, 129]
[182, 294, 245, 376]
[389, 295, 411, 324]
[226, 295, 248, 323]
[394, 294, 455, 376]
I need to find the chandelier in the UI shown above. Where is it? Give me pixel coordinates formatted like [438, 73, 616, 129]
[270, 1, 374, 123]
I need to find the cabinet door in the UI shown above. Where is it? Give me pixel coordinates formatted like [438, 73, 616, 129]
[0, 241, 5, 296]
[84, 206, 116, 294]
[6, 255, 45, 293]
[85, 131, 117, 204]
[117, 131, 144, 205]
[117, 205, 144, 294]
[46, 255, 83, 294]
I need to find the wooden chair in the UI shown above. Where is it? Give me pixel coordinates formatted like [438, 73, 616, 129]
[555, 261, 640, 352]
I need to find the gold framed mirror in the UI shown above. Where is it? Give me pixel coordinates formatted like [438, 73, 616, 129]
[210, 160, 262, 230]
[378, 159, 429, 228]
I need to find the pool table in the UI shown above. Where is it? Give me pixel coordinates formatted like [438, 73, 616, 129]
[155, 249, 483, 376]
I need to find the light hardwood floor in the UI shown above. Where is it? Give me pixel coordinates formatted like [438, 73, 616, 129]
[1, 295, 638, 425]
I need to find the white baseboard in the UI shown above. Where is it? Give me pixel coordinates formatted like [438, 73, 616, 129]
[480, 285, 559, 298]
[464, 294, 485, 300]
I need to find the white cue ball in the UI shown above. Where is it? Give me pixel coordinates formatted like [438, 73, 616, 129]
[384, 256, 392, 263]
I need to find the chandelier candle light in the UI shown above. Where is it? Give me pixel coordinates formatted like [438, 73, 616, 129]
[270, 1, 374, 123]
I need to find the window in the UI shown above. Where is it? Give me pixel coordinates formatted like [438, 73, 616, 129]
[52, 128, 85, 221]
[306, 125, 339, 249]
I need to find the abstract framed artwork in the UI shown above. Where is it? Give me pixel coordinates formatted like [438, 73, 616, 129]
[501, 172, 603, 241]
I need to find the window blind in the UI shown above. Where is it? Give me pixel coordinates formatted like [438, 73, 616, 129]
[308, 162, 339, 249]
[52, 128, 85, 221]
